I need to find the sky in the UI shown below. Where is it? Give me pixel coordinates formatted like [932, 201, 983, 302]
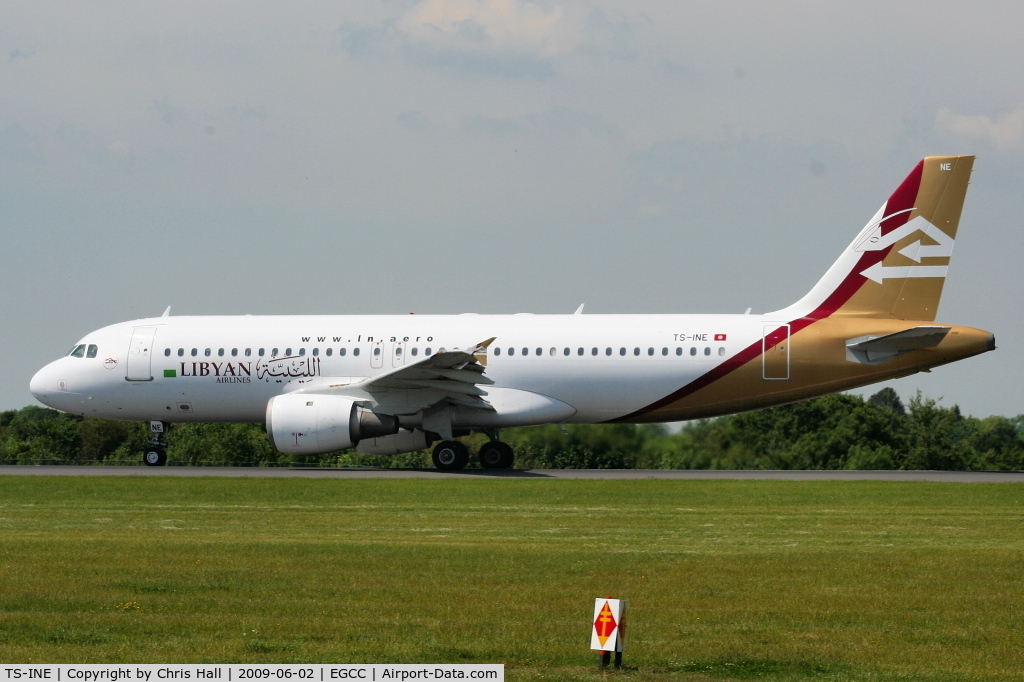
[2, 0, 1022, 418]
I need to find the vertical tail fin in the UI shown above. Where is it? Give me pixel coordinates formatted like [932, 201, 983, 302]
[778, 155, 974, 321]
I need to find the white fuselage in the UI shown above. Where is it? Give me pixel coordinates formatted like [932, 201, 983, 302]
[30, 313, 751, 425]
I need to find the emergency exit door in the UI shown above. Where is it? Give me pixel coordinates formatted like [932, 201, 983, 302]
[762, 324, 790, 380]
[126, 326, 157, 381]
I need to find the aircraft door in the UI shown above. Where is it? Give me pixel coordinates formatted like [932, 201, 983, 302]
[126, 326, 157, 381]
[370, 341, 384, 369]
[392, 342, 406, 367]
[762, 324, 790, 380]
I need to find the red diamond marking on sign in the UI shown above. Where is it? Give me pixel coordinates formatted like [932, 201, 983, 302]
[594, 601, 617, 649]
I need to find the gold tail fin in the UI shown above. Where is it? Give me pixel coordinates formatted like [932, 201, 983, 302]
[779, 155, 974, 322]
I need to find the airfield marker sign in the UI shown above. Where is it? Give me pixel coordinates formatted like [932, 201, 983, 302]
[591, 597, 627, 668]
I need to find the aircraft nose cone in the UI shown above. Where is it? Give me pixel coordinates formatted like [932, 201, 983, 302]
[30, 363, 58, 405]
[30, 368, 46, 399]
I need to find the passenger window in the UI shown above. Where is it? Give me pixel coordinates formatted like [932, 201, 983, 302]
[606, 347, 612, 356]
[299, 348, 306, 356]
[591, 347, 598, 356]
[245, 348, 251, 357]
[620, 347, 626, 356]
[218, 348, 224, 357]
[634, 347, 640, 356]
[312, 348, 319, 356]
[690, 347, 696, 356]
[719, 347, 726, 356]
[272, 348, 279, 357]
[205, 348, 211, 357]
[258, 348, 265, 357]
[549, 347, 556, 356]
[178, 348, 185, 357]
[231, 348, 238, 357]
[339, 348, 347, 356]
[354, 347, 361, 356]
[536, 348, 542, 356]
[191, 348, 198, 357]
[676, 347, 682, 356]
[563, 348, 570, 356]
[373, 347, 381, 357]
[325, 348, 332, 356]
[285, 348, 292, 356]
[494, 347, 501, 356]
[411, 347, 418, 356]
[704, 347, 711, 356]
[508, 347, 515, 356]
[163, 348, 170, 357]
[522, 347, 528, 356]
[661, 347, 668, 356]
[648, 347, 654, 356]
[396, 347, 403, 356]
[69, 344, 86, 357]
[422, 348, 429, 356]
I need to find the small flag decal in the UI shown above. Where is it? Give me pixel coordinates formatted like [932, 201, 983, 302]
[164, 369, 176, 378]
[715, 334, 727, 341]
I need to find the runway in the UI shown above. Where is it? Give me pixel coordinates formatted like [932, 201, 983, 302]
[1, 465, 1022, 481]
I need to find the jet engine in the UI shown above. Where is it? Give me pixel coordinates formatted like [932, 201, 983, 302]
[266, 394, 398, 455]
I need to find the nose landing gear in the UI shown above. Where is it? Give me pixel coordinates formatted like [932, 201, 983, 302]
[144, 421, 169, 467]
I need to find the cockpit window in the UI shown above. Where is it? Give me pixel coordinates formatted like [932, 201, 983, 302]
[69, 344, 86, 358]
[86, 345, 98, 358]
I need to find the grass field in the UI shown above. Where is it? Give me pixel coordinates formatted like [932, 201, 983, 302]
[0, 477, 1022, 681]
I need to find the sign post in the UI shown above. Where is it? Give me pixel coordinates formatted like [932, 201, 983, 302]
[590, 597, 627, 668]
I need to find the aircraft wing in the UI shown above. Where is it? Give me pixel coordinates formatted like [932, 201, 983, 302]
[297, 337, 497, 411]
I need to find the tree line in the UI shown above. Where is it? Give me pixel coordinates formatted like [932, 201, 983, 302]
[1, 388, 1021, 470]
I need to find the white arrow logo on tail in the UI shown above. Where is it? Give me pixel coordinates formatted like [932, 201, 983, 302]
[857, 214, 955, 282]
[898, 238, 953, 262]
[857, 214, 954, 255]
[860, 263, 948, 284]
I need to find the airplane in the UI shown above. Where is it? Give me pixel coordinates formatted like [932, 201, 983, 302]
[30, 155, 994, 470]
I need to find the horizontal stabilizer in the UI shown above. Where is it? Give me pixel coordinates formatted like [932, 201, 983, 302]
[846, 326, 951, 365]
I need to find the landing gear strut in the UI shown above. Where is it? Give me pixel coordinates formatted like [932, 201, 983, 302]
[144, 421, 169, 467]
[479, 441, 514, 469]
[432, 440, 469, 471]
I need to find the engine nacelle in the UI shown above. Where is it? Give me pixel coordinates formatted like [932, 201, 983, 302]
[356, 429, 434, 456]
[266, 394, 399, 455]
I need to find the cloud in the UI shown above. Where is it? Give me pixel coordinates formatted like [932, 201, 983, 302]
[397, 110, 436, 131]
[152, 98, 189, 127]
[936, 104, 1024, 152]
[8, 48, 35, 62]
[398, 0, 568, 59]
[337, 0, 635, 77]
[460, 106, 621, 138]
[0, 123, 42, 164]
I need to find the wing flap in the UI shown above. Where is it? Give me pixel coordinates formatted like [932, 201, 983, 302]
[295, 337, 497, 413]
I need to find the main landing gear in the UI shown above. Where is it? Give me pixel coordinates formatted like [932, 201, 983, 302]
[478, 441, 514, 469]
[144, 421, 169, 467]
[431, 439, 514, 472]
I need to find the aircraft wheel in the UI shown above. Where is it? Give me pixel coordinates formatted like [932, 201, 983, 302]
[144, 447, 167, 467]
[479, 441, 514, 469]
[432, 441, 469, 471]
